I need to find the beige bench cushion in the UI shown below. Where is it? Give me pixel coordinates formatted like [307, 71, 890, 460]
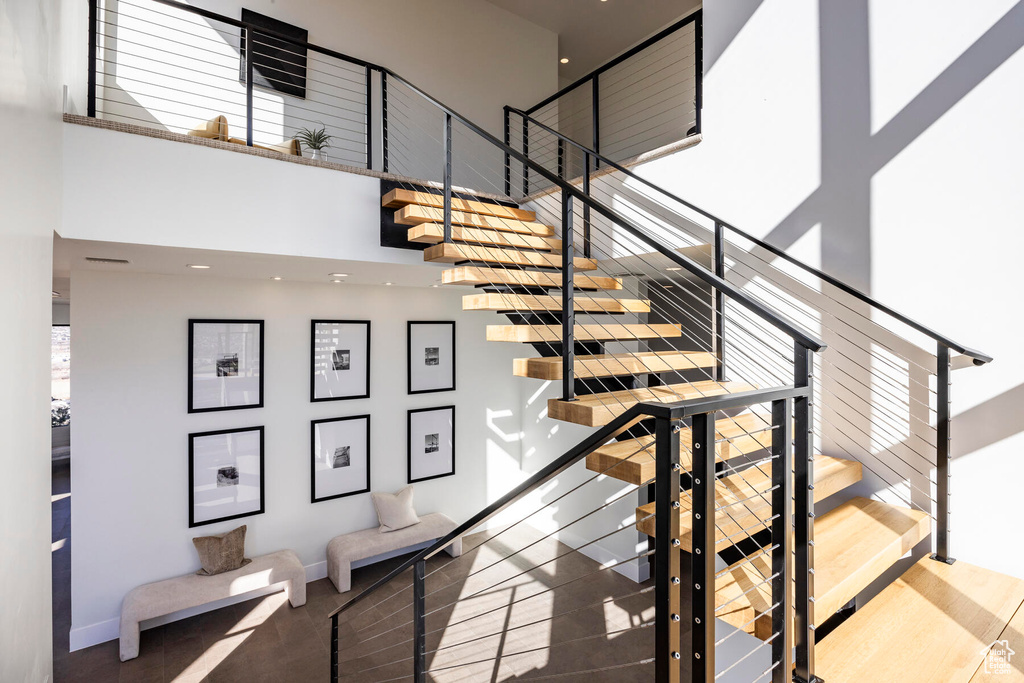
[186, 115, 228, 141]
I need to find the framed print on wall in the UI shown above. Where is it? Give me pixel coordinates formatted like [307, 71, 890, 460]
[407, 406, 455, 484]
[408, 321, 455, 394]
[188, 319, 264, 413]
[189, 426, 265, 528]
[311, 415, 371, 503]
[311, 320, 371, 402]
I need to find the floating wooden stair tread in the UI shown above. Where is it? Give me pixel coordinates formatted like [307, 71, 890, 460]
[586, 411, 772, 485]
[396, 205, 555, 237]
[818, 556, 1024, 683]
[382, 188, 536, 222]
[515, 351, 716, 381]
[425, 243, 597, 271]
[465, 293, 649, 314]
[486, 324, 683, 344]
[971, 585, 1024, 682]
[634, 455, 862, 541]
[408, 224, 561, 252]
[714, 497, 930, 640]
[547, 380, 758, 427]
[442, 266, 622, 291]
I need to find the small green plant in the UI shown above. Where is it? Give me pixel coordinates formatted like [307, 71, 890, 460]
[295, 124, 334, 151]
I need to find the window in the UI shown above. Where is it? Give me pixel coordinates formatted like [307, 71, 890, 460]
[52, 326, 70, 427]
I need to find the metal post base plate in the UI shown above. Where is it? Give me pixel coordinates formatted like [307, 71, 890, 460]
[930, 553, 956, 565]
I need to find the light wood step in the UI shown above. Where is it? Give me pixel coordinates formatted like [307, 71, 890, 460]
[634, 455, 863, 540]
[586, 411, 772, 485]
[409, 224, 561, 252]
[972, 580, 1024, 682]
[465, 293, 649, 314]
[396, 205, 555, 237]
[515, 351, 717, 381]
[425, 243, 597, 271]
[442, 266, 622, 291]
[486, 324, 683, 344]
[715, 497, 930, 640]
[818, 556, 1024, 683]
[382, 188, 536, 222]
[547, 380, 758, 427]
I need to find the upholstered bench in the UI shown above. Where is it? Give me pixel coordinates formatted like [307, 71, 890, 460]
[327, 513, 462, 593]
[119, 549, 306, 661]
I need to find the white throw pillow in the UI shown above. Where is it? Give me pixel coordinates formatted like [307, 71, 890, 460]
[372, 486, 420, 533]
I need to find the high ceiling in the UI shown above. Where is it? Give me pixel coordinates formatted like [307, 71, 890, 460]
[486, 0, 701, 83]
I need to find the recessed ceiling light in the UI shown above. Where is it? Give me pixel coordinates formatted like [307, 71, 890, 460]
[384, 282, 393, 286]
[666, 266, 682, 271]
[187, 264, 211, 269]
[560, 57, 569, 64]
[52, 291, 60, 298]
[271, 276, 282, 281]
[331, 279, 344, 283]
[328, 273, 348, 277]
[431, 284, 440, 288]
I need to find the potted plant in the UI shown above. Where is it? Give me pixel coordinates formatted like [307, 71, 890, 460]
[295, 124, 334, 161]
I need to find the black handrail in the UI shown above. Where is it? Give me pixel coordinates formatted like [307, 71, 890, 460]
[524, 10, 703, 116]
[95, 0, 823, 352]
[507, 106, 993, 365]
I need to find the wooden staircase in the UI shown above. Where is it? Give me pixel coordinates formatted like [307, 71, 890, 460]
[382, 187, 1016, 682]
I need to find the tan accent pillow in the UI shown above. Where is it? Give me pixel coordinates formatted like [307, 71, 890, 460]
[186, 115, 229, 141]
[193, 525, 252, 576]
[372, 486, 420, 533]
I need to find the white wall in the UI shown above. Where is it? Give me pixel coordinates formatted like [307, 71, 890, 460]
[636, 0, 1024, 577]
[61, 122, 423, 265]
[0, 0, 62, 680]
[68, 269, 528, 649]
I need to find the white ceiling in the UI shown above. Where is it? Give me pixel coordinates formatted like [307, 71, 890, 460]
[486, 0, 700, 83]
[52, 238, 453, 301]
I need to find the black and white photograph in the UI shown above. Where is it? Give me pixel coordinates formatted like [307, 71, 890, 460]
[216, 465, 239, 487]
[408, 321, 455, 394]
[189, 427, 264, 527]
[331, 446, 351, 468]
[408, 406, 455, 483]
[424, 433, 439, 453]
[312, 320, 370, 402]
[332, 348, 351, 371]
[189, 320, 263, 413]
[311, 415, 370, 503]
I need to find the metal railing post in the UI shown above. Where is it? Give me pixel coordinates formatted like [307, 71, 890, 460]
[714, 222, 726, 381]
[690, 411, 715, 683]
[694, 11, 703, 135]
[793, 342, 821, 683]
[771, 398, 793, 683]
[561, 192, 575, 401]
[503, 107, 512, 197]
[443, 113, 453, 244]
[582, 152, 592, 258]
[592, 75, 600, 170]
[557, 139, 564, 179]
[933, 343, 955, 564]
[244, 27, 254, 147]
[522, 117, 530, 196]
[381, 72, 389, 173]
[365, 66, 373, 170]
[413, 559, 426, 683]
[87, 0, 98, 118]
[330, 614, 339, 683]
[655, 413, 682, 683]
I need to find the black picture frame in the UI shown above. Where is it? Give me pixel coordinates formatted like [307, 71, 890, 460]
[239, 9, 308, 100]
[188, 319, 264, 413]
[188, 426, 265, 528]
[310, 414, 371, 503]
[407, 405, 456, 484]
[407, 321, 456, 394]
[310, 320, 371, 402]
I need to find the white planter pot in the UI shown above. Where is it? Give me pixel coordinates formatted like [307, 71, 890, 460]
[311, 149, 327, 162]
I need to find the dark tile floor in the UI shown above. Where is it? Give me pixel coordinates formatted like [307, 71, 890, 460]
[52, 462, 679, 682]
